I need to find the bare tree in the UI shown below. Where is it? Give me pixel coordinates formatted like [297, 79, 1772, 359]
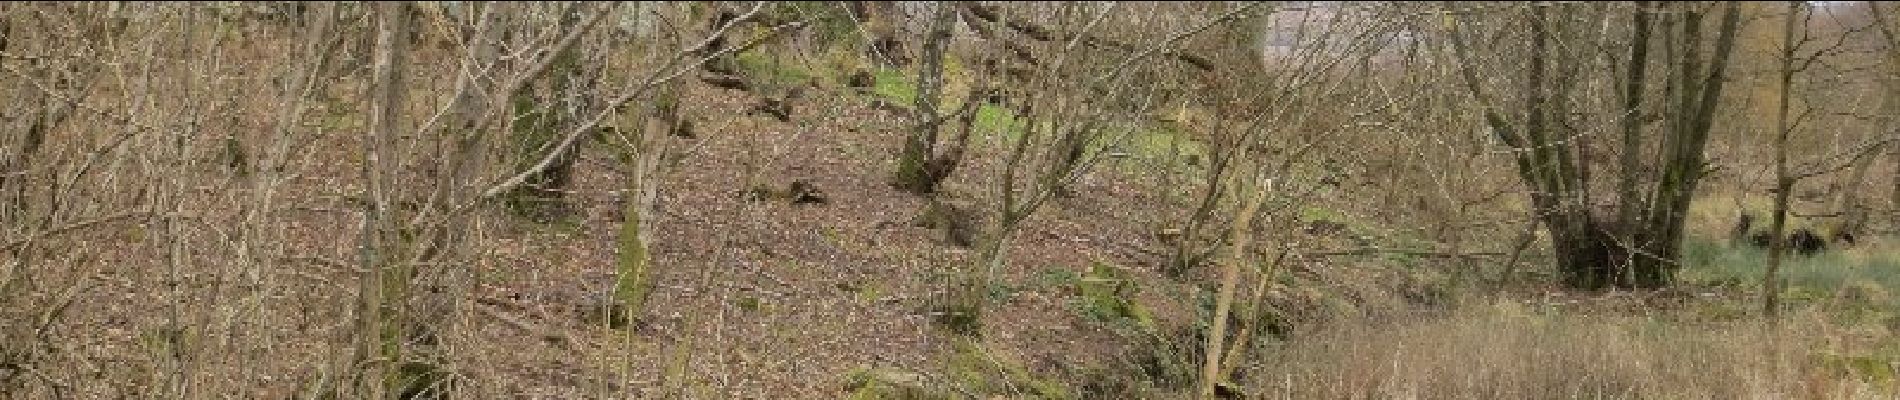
[1199, 170, 1267, 399]
[893, 2, 987, 195]
[347, 2, 621, 396]
[1447, 1, 1744, 289]
[938, 1, 1266, 335]
[606, 2, 800, 327]
[1761, 0, 1802, 319]
[1191, 4, 1419, 395]
[351, 3, 419, 396]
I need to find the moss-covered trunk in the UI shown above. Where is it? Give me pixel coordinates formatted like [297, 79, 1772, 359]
[354, 3, 438, 398]
[942, 204, 1024, 336]
[613, 180, 653, 326]
[1451, 2, 1739, 290]
[611, 67, 680, 327]
[894, 3, 957, 195]
[1871, 2, 1900, 231]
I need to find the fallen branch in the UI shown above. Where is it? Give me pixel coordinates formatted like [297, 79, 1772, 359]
[1308, 247, 1505, 260]
[474, 301, 582, 354]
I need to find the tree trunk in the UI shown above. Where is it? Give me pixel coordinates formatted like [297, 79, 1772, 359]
[1614, 1, 1655, 274]
[896, 3, 953, 194]
[895, 3, 982, 195]
[612, 73, 680, 328]
[1834, 146, 1878, 242]
[1452, 2, 1741, 290]
[354, 3, 421, 398]
[944, 222, 1012, 336]
[1200, 174, 1266, 399]
[613, 170, 654, 327]
[1763, 1, 1801, 318]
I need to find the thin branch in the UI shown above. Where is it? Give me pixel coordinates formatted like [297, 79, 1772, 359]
[2, 210, 150, 252]
[460, 5, 799, 216]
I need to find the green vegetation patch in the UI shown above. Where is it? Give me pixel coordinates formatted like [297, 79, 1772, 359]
[946, 339, 1073, 399]
[842, 367, 954, 400]
[873, 68, 917, 102]
[1680, 237, 1900, 312]
[733, 49, 816, 91]
[1072, 261, 1158, 333]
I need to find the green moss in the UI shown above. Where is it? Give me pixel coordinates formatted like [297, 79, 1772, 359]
[853, 282, 883, 304]
[873, 68, 918, 102]
[946, 339, 1073, 399]
[932, 300, 984, 337]
[1033, 267, 1081, 290]
[612, 178, 654, 327]
[867, 61, 1210, 178]
[1814, 351, 1900, 386]
[1073, 261, 1157, 333]
[734, 50, 814, 90]
[973, 103, 1023, 135]
[842, 367, 955, 400]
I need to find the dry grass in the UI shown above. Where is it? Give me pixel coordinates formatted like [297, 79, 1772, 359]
[1245, 297, 1900, 399]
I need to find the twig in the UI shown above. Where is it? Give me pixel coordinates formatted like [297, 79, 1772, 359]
[465, 5, 800, 209]
[2, 210, 150, 252]
[474, 302, 582, 354]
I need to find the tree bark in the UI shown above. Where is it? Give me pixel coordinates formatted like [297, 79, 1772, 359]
[354, 3, 416, 398]
[1200, 172, 1266, 400]
[1614, 1, 1655, 281]
[1764, 1, 1801, 318]
[895, 3, 983, 195]
[1450, 2, 1742, 290]
[851, 1, 909, 68]
[612, 69, 680, 327]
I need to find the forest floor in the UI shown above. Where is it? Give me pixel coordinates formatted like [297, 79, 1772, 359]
[23, 58, 1900, 399]
[455, 72, 1900, 398]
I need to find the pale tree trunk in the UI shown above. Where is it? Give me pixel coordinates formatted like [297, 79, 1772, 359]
[1891, 64, 1900, 232]
[895, 3, 954, 194]
[1832, 145, 1878, 242]
[353, 3, 430, 397]
[612, 72, 681, 327]
[1200, 171, 1266, 400]
[607, 2, 790, 326]
[1822, 3, 1898, 244]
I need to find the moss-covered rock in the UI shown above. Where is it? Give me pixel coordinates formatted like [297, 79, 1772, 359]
[841, 367, 953, 400]
[1074, 261, 1156, 333]
[945, 340, 1072, 399]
